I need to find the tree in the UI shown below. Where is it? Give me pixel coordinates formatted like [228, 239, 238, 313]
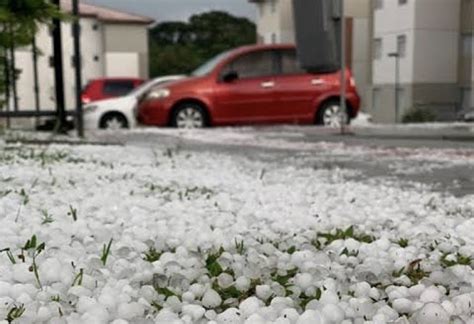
[149, 11, 256, 77]
[0, 0, 61, 107]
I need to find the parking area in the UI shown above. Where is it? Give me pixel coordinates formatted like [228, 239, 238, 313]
[84, 125, 474, 197]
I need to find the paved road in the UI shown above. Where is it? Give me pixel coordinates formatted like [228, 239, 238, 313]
[93, 126, 474, 197]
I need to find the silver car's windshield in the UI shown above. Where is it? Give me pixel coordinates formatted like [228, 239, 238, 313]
[191, 51, 233, 77]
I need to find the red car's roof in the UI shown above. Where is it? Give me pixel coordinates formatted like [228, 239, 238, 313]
[232, 43, 296, 54]
[88, 77, 145, 82]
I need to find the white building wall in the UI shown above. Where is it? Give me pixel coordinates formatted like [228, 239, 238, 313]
[372, 30, 415, 84]
[413, 31, 459, 83]
[373, 0, 416, 85]
[105, 53, 140, 77]
[14, 17, 106, 112]
[13, 17, 146, 116]
[255, 1, 282, 43]
[373, 0, 461, 86]
[374, 0, 416, 34]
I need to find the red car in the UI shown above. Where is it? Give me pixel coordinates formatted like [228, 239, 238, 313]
[138, 44, 360, 128]
[82, 77, 144, 104]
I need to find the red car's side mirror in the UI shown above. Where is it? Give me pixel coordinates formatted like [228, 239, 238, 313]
[222, 71, 239, 83]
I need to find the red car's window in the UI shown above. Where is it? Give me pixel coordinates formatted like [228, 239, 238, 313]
[279, 49, 306, 75]
[103, 81, 136, 96]
[222, 50, 275, 80]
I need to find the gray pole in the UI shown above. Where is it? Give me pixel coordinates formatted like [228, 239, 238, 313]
[395, 55, 399, 123]
[339, 0, 346, 134]
[32, 36, 41, 127]
[72, 0, 84, 137]
[9, 24, 18, 112]
[52, 0, 67, 133]
[3, 45, 11, 128]
[389, 52, 400, 123]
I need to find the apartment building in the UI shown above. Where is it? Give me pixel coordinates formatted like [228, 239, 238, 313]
[371, 0, 473, 122]
[249, 0, 373, 115]
[250, 0, 474, 123]
[9, 0, 153, 127]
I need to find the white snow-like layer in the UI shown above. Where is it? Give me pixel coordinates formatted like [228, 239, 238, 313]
[0, 142, 473, 323]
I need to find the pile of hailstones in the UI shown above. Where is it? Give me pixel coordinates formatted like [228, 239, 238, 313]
[148, 232, 473, 324]
[1, 231, 474, 323]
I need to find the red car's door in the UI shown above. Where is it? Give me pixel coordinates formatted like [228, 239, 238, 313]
[272, 49, 331, 123]
[212, 50, 277, 124]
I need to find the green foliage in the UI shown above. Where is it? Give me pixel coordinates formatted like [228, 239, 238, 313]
[392, 259, 430, 285]
[155, 286, 179, 299]
[100, 239, 113, 266]
[40, 209, 54, 224]
[397, 238, 409, 248]
[0, 247, 16, 264]
[68, 205, 77, 222]
[149, 11, 256, 77]
[21, 235, 46, 288]
[206, 247, 225, 277]
[5, 304, 25, 323]
[315, 226, 375, 247]
[299, 288, 322, 309]
[212, 281, 241, 301]
[234, 239, 245, 255]
[402, 107, 436, 123]
[440, 253, 472, 268]
[272, 268, 298, 288]
[72, 268, 84, 286]
[143, 246, 162, 263]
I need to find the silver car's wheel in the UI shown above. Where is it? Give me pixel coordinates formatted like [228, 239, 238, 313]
[100, 113, 128, 130]
[173, 104, 205, 129]
[319, 102, 349, 127]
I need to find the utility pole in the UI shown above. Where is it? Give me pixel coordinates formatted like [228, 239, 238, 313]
[9, 23, 18, 112]
[388, 52, 400, 123]
[32, 36, 41, 127]
[3, 45, 11, 128]
[51, 0, 67, 133]
[339, 0, 347, 134]
[72, 0, 84, 137]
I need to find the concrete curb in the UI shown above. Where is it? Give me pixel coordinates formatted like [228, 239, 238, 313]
[350, 125, 474, 142]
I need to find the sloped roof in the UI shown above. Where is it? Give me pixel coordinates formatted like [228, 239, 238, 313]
[61, 0, 154, 25]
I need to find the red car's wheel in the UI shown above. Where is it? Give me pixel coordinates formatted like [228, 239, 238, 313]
[171, 103, 207, 129]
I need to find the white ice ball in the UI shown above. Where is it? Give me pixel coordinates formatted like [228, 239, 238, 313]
[414, 303, 449, 324]
[202, 289, 222, 308]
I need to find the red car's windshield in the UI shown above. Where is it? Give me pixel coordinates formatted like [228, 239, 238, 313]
[190, 50, 233, 77]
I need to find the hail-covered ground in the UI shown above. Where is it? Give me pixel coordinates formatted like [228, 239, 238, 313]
[0, 134, 473, 324]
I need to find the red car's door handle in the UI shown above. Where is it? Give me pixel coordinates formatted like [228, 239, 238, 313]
[311, 79, 324, 86]
[261, 81, 275, 89]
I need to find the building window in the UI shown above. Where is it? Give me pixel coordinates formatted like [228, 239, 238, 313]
[397, 35, 407, 57]
[462, 35, 473, 56]
[271, 0, 277, 13]
[399, 0, 408, 5]
[259, 4, 265, 17]
[374, 38, 383, 60]
[271, 33, 277, 44]
[375, 0, 383, 10]
[92, 23, 99, 31]
[93, 55, 100, 62]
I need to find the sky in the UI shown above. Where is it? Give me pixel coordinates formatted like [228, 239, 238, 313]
[85, 0, 257, 23]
